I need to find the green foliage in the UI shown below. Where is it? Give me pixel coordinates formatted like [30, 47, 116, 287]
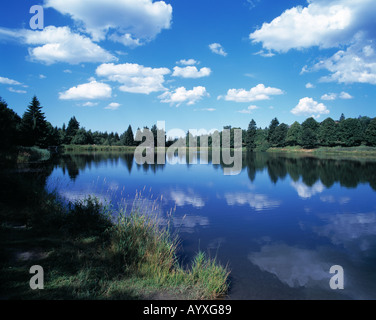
[110, 209, 176, 272]
[21, 96, 49, 147]
[365, 118, 376, 146]
[254, 129, 270, 152]
[16, 146, 51, 163]
[65, 196, 112, 237]
[189, 252, 230, 299]
[285, 121, 302, 146]
[1, 96, 376, 152]
[267, 117, 279, 144]
[64, 116, 80, 144]
[71, 128, 94, 145]
[121, 125, 135, 146]
[246, 119, 257, 150]
[0, 97, 21, 149]
[301, 117, 319, 148]
[338, 118, 364, 147]
[271, 123, 289, 147]
[318, 117, 338, 147]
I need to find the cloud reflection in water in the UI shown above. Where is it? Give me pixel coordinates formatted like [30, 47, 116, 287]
[248, 244, 332, 288]
[291, 180, 325, 199]
[224, 192, 281, 211]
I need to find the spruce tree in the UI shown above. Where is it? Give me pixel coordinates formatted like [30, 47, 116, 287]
[65, 116, 80, 144]
[267, 118, 280, 144]
[272, 123, 289, 147]
[246, 119, 257, 150]
[123, 125, 135, 146]
[21, 96, 48, 147]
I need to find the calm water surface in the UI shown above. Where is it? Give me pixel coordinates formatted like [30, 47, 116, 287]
[46, 152, 376, 300]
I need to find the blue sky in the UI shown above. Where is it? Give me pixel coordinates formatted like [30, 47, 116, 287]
[1, 0, 376, 136]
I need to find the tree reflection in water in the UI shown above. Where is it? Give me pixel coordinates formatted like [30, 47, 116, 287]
[57, 151, 376, 191]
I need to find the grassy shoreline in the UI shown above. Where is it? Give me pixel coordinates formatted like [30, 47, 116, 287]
[62, 145, 229, 153]
[0, 192, 230, 300]
[0, 153, 230, 300]
[63, 144, 376, 155]
[267, 145, 376, 157]
[62, 145, 137, 152]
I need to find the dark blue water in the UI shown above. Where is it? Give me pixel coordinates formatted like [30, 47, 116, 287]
[47, 152, 376, 300]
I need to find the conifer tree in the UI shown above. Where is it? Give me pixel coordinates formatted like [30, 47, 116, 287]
[21, 96, 48, 147]
[246, 119, 257, 150]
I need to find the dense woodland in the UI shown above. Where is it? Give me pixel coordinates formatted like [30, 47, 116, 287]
[1, 95, 376, 151]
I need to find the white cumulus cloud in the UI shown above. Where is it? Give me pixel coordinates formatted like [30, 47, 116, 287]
[8, 87, 27, 94]
[80, 102, 98, 107]
[223, 84, 284, 102]
[321, 93, 337, 101]
[321, 91, 354, 100]
[291, 97, 329, 118]
[209, 43, 227, 56]
[312, 40, 376, 85]
[177, 59, 198, 66]
[59, 80, 112, 100]
[249, 0, 376, 52]
[339, 91, 353, 99]
[96, 63, 170, 94]
[249, 0, 376, 86]
[0, 26, 116, 65]
[105, 102, 121, 110]
[45, 0, 172, 46]
[0, 76, 22, 85]
[237, 105, 259, 114]
[158, 86, 209, 106]
[172, 66, 211, 78]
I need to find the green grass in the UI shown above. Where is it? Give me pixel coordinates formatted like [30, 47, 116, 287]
[313, 146, 376, 155]
[267, 145, 376, 157]
[0, 146, 51, 165]
[62, 145, 137, 152]
[0, 192, 230, 300]
[62, 145, 243, 154]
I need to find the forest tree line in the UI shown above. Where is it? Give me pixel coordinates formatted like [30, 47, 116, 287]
[1, 95, 376, 151]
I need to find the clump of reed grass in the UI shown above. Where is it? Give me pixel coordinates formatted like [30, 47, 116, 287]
[65, 196, 113, 237]
[105, 192, 230, 299]
[1, 183, 230, 300]
[189, 251, 230, 299]
[16, 146, 51, 163]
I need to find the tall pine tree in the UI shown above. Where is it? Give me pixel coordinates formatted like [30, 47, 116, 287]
[267, 118, 280, 144]
[122, 125, 135, 146]
[21, 96, 48, 147]
[64, 116, 80, 144]
[246, 119, 257, 150]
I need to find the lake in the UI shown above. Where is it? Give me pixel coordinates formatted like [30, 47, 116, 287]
[46, 152, 376, 300]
